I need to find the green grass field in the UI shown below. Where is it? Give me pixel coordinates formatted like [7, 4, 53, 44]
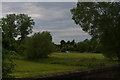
[11, 52, 119, 78]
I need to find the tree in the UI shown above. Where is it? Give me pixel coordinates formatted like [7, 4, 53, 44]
[1, 13, 35, 56]
[71, 2, 120, 60]
[76, 41, 89, 53]
[60, 40, 66, 46]
[66, 41, 71, 45]
[16, 14, 35, 41]
[1, 28, 16, 79]
[2, 14, 34, 41]
[70, 40, 75, 46]
[1, 15, 17, 79]
[25, 31, 54, 60]
[59, 40, 77, 52]
[1, 14, 34, 78]
[2, 14, 17, 39]
[89, 37, 101, 53]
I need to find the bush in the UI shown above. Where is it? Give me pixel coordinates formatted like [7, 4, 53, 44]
[2, 49, 16, 79]
[25, 31, 54, 60]
[76, 42, 89, 53]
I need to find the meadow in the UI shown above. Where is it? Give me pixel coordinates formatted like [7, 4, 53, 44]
[11, 52, 119, 78]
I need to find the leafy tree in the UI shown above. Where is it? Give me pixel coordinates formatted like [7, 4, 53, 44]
[1, 13, 35, 56]
[70, 40, 75, 46]
[60, 40, 66, 46]
[66, 41, 71, 45]
[16, 14, 35, 41]
[76, 41, 89, 53]
[54, 44, 61, 52]
[2, 14, 17, 39]
[59, 40, 76, 52]
[2, 14, 34, 41]
[61, 47, 68, 52]
[1, 15, 16, 79]
[25, 31, 54, 60]
[71, 2, 120, 60]
[1, 13, 34, 78]
[60, 40, 66, 52]
[2, 32, 16, 79]
[89, 38, 101, 53]
[67, 46, 75, 51]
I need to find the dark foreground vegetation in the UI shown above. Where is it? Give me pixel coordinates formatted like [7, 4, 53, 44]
[1, 2, 120, 79]
[12, 64, 120, 80]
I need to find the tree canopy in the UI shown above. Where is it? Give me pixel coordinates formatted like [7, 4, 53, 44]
[1, 14, 35, 41]
[71, 2, 120, 60]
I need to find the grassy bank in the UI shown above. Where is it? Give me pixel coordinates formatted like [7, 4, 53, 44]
[11, 52, 119, 78]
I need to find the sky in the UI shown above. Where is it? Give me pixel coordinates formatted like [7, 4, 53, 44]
[2, 2, 91, 44]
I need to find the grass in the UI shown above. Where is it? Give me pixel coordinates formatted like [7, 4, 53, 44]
[38, 53, 118, 66]
[11, 52, 119, 78]
[11, 59, 83, 78]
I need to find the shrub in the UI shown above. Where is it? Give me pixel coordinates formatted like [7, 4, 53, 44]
[2, 49, 16, 79]
[25, 31, 54, 60]
[76, 42, 89, 53]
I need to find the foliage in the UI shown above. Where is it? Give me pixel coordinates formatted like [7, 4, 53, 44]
[60, 40, 66, 46]
[74, 39, 101, 53]
[1, 13, 34, 78]
[25, 31, 54, 60]
[59, 40, 76, 52]
[76, 41, 89, 53]
[2, 34, 16, 79]
[2, 49, 16, 79]
[71, 2, 120, 60]
[1, 14, 34, 41]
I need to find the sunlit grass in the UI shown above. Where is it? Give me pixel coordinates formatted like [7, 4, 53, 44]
[50, 52, 106, 59]
[38, 52, 118, 66]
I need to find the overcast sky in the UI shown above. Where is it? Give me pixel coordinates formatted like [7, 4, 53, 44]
[2, 2, 91, 44]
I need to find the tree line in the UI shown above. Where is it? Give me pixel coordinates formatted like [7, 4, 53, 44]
[56, 38, 101, 53]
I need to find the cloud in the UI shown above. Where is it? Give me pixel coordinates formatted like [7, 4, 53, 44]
[3, 3, 70, 19]
[2, 0, 78, 2]
[2, 2, 91, 44]
[50, 27, 86, 36]
[32, 27, 91, 43]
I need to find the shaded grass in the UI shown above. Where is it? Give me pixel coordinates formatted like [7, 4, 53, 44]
[11, 52, 119, 78]
[11, 59, 85, 78]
